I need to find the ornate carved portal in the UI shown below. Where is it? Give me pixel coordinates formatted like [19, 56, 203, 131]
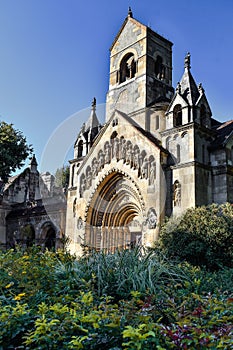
[80, 136, 156, 198]
[84, 171, 145, 252]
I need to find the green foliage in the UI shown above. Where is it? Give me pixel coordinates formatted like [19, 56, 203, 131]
[78, 247, 188, 299]
[54, 165, 70, 189]
[158, 203, 233, 269]
[0, 247, 232, 349]
[0, 121, 33, 183]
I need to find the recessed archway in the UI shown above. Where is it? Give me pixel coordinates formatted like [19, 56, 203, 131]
[40, 222, 56, 250]
[85, 170, 145, 252]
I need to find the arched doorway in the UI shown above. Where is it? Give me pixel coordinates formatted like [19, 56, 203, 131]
[40, 222, 56, 250]
[85, 171, 145, 252]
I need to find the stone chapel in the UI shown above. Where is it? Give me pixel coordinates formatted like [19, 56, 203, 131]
[66, 10, 233, 254]
[0, 156, 66, 249]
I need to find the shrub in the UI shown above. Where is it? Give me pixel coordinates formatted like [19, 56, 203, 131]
[158, 203, 233, 269]
[0, 248, 232, 348]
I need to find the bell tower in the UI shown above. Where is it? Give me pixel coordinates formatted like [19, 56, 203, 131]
[106, 9, 174, 125]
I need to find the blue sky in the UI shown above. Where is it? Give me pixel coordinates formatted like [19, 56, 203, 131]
[0, 0, 233, 174]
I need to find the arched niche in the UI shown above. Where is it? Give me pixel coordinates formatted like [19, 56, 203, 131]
[119, 53, 137, 83]
[40, 222, 56, 250]
[154, 55, 165, 80]
[173, 104, 182, 127]
[77, 140, 84, 158]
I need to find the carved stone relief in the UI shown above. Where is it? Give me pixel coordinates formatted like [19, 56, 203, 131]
[173, 181, 181, 207]
[77, 217, 83, 230]
[146, 207, 157, 229]
[79, 136, 157, 196]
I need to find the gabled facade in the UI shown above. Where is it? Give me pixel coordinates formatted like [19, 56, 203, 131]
[65, 10, 233, 254]
[2, 11, 232, 253]
[0, 156, 66, 249]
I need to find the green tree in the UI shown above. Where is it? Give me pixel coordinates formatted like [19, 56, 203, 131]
[0, 121, 33, 183]
[158, 203, 233, 269]
[54, 165, 70, 189]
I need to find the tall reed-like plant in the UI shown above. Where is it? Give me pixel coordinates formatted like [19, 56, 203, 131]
[54, 247, 191, 299]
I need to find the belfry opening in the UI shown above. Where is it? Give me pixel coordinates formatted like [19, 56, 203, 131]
[84, 171, 145, 252]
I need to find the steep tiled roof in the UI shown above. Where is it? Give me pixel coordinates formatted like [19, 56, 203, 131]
[210, 120, 233, 149]
[110, 10, 172, 51]
[84, 99, 101, 133]
[179, 69, 200, 105]
[178, 53, 200, 106]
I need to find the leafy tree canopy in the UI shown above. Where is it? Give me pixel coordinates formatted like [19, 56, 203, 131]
[54, 165, 70, 189]
[0, 121, 33, 183]
[158, 203, 233, 269]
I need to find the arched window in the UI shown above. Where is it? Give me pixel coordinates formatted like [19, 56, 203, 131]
[200, 104, 207, 127]
[177, 144, 181, 163]
[166, 136, 171, 151]
[77, 140, 83, 158]
[119, 53, 136, 83]
[173, 104, 182, 127]
[155, 55, 165, 80]
[44, 227, 56, 250]
[71, 164, 75, 187]
[110, 131, 118, 140]
[112, 118, 118, 127]
[155, 115, 160, 130]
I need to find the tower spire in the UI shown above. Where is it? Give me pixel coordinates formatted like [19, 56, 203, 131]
[128, 6, 133, 18]
[91, 97, 96, 110]
[30, 154, 38, 173]
[84, 98, 100, 134]
[184, 52, 191, 70]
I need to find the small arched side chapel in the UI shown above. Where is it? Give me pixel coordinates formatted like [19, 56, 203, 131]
[66, 9, 233, 254]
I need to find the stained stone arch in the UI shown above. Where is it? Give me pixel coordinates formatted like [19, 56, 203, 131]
[84, 170, 145, 252]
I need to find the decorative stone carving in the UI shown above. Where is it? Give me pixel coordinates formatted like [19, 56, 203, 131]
[173, 181, 181, 207]
[80, 176, 86, 198]
[86, 169, 92, 189]
[77, 217, 83, 230]
[80, 136, 159, 196]
[92, 158, 99, 177]
[126, 142, 132, 165]
[104, 143, 111, 164]
[112, 138, 119, 160]
[118, 194, 130, 207]
[98, 151, 105, 170]
[119, 138, 126, 160]
[149, 161, 156, 185]
[133, 146, 140, 170]
[141, 158, 149, 179]
[146, 207, 157, 229]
